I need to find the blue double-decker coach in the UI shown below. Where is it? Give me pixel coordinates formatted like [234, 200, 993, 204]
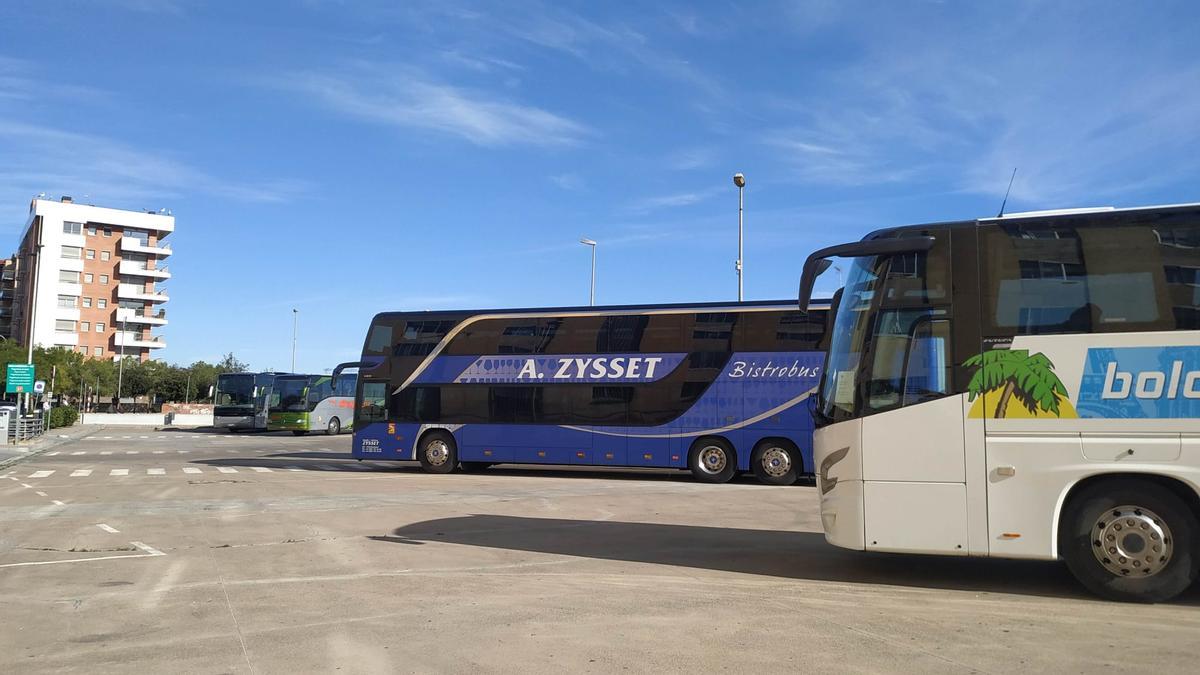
[344, 300, 829, 485]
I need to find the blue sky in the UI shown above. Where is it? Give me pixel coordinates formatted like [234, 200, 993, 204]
[2, 1, 1199, 372]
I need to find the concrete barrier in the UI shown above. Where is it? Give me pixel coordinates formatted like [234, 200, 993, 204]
[79, 413, 214, 427]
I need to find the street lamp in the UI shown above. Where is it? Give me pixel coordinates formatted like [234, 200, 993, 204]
[116, 311, 128, 412]
[733, 173, 746, 301]
[291, 309, 298, 373]
[580, 238, 597, 306]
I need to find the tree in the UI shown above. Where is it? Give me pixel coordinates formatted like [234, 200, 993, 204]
[217, 352, 249, 373]
[965, 349, 1068, 418]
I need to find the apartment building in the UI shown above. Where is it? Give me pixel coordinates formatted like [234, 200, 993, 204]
[6, 196, 172, 361]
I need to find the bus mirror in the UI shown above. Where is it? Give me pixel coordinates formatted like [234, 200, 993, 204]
[253, 387, 260, 398]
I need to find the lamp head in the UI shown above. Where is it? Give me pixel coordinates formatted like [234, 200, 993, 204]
[733, 173, 746, 188]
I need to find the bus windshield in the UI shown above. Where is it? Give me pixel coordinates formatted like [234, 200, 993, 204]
[273, 377, 312, 412]
[817, 256, 883, 424]
[215, 374, 255, 407]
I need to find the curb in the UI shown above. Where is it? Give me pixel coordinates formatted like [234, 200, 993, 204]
[0, 425, 107, 471]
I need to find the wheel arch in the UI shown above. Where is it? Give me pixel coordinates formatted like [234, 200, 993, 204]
[411, 425, 461, 460]
[1054, 471, 1200, 559]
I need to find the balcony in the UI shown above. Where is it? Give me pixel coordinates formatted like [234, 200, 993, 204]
[52, 331, 79, 347]
[117, 284, 168, 303]
[116, 307, 167, 326]
[118, 260, 171, 280]
[114, 332, 166, 350]
[119, 236, 172, 257]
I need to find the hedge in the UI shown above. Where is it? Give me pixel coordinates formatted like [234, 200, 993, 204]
[47, 406, 79, 429]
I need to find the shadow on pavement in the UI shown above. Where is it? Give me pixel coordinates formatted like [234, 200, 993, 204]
[377, 514, 1200, 605]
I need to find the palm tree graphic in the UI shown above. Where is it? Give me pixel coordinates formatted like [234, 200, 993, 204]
[965, 349, 1069, 418]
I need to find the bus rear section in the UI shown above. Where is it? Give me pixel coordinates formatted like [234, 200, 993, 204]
[350, 302, 828, 485]
[214, 372, 278, 432]
[268, 373, 357, 435]
[799, 203, 1200, 602]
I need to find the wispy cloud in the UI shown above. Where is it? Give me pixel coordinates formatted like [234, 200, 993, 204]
[627, 187, 721, 215]
[272, 64, 589, 147]
[0, 120, 307, 224]
[549, 172, 584, 190]
[665, 147, 716, 171]
[0, 56, 109, 103]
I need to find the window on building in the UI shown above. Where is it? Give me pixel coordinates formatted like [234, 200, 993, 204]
[93, 346, 103, 357]
[86, 225, 96, 236]
[63, 221, 83, 235]
[100, 251, 111, 261]
[95, 322, 105, 332]
[57, 294, 76, 308]
[100, 275, 109, 285]
[58, 270, 80, 283]
[86, 249, 96, 260]
[55, 319, 75, 332]
[82, 297, 92, 308]
[84, 273, 93, 283]
[81, 321, 90, 332]
[98, 298, 107, 308]
[61, 246, 82, 259]
[102, 228, 112, 237]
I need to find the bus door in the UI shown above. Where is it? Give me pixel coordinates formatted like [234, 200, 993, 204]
[856, 245, 968, 555]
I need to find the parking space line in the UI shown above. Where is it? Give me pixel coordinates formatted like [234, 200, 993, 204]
[126, 451, 139, 455]
[110, 469, 129, 476]
[250, 467, 272, 473]
[70, 469, 93, 477]
[28, 470, 54, 478]
[71, 451, 86, 456]
[96, 523, 120, 533]
[182, 467, 202, 474]
[51, 500, 65, 506]
[217, 467, 238, 473]
[20, 483, 34, 489]
[100, 451, 113, 455]
[147, 468, 166, 475]
[0, 540, 164, 568]
[35, 491, 48, 497]
[152, 450, 165, 454]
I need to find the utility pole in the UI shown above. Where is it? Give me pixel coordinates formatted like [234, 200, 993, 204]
[116, 313, 127, 412]
[733, 173, 746, 302]
[291, 309, 298, 372]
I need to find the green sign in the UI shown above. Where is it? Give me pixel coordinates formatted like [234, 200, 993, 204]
[6, 363, 34, 394]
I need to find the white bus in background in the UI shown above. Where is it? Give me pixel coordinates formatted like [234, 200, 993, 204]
[212, 372, 283, 432]
[798, 203, 1200, 602]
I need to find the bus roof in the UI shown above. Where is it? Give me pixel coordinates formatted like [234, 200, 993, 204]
[369, 298, 833, 322]
[863, 201, 1200, 241]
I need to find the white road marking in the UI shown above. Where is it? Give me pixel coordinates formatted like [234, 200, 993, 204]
[70, 469, 93, 477]
[285, 465, 303, 471]
[100, 451, 113, 455]
[96, 523, 120, 534]
[35, 491, 48, 497]
[121, 436, 131, 439]
[182, 467, 202, 474]
[0, 541, 165, 568]
[147, 468, 166, 475]
[126, 451, 139, 455]
[110, 469, 129, 476]
[131, 541, 165, 556]
[250, 467, 272, 473]
[178, 450, 190, 454]
[71, 451, 86, 456]
[139, 436, 149, 439]
[20, 483, 33, 488]
[52, 500, 65, 506]
[217, 467, 238, 473]
[46, 452, 60, 456]
[153, 450, 165, 454]
[102, 436, 113, 439]
[28, 470, 55, 478]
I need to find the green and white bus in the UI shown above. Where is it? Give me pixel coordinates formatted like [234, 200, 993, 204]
[799, 203, 1200, 603]
[267, 373, 358, 435]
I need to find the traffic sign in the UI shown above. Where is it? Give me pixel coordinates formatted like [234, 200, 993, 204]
[6, 363, 34, 394]
[33, 380, 46, 394]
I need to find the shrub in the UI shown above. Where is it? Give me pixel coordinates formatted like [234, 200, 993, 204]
[47, 406, 79, 429]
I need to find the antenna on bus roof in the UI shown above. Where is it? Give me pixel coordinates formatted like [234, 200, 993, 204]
[997, 167, 1018, 217]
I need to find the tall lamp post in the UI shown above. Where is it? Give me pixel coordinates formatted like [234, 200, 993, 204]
[116, 311, 128, 412]
[733, 173, 746, 301]
[291, 309, 298, 372]
[580, 238, 597, 306]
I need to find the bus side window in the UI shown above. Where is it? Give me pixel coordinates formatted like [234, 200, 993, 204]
[901, 318, 951, 407]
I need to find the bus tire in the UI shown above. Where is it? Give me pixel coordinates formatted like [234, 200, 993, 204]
[291, 430, 307, 436]
[326, 417, 341, 435]
[688, 437, 737, 484]
[418, 430, 459, 474]
[1059, 478, 1199, 603]
[751, 439, 799, 486]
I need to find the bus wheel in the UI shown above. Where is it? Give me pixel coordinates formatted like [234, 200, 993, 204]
[418, 431, 459, 474]
[688, 438, 737, 484]
[1060, 478, 1198, 603]
[291, 430, 307, 436]
[751, 440, 799, 486]
[326, 417, 341, 435]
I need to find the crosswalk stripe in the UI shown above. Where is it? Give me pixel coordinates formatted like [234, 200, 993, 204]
[100, 451, 113, 455]
[147, 468, 165, 475]
[28, 470, 55, 478]
[71, 451, 86, 456]
[46, 452, 60, 456]
[182, 467, 202, 474]
[250, 467, 272, 472]
[110, 469, 129, 476]
[70, 469, 92, 477]
[126, 451, 139, 455]
[217, 467, 238, 473]
[178, 450, 190, 454]
[152, 450, 165, 454]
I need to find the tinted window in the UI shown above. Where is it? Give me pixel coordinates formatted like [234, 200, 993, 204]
[981, 213, 1200, 335]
